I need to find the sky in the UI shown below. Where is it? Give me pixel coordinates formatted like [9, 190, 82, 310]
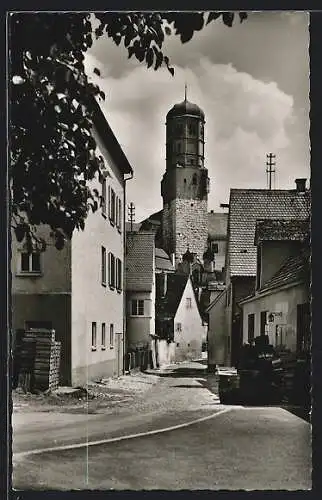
[85, 11, 309, 222]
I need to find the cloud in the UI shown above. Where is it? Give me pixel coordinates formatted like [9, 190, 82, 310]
[84, 12, 309, 221]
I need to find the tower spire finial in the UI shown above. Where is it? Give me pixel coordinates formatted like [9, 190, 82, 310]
[184, 82, 187, 102]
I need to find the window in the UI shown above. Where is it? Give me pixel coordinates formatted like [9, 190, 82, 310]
[110, 189, 116, 224]
[186, 298, 192, 309]
[101, 177, 107, 216]
[176, 343, 180, 347]
[188, 123, 197, 135]
[115, 195, 119, 228]
[108, 252, 115, 288]
[110, 323, 114, 348]
[117, 198, 122, 231]
[211, 242, 219, 254]
[132, 299, 144, 316]
[101, 323, 106, 349]
[248, 314, 255, 342]
[91, 322, 97, 350]
[176, 322, 182, 332]
[101, 246, 106, 286]
[116, 258, 122, 291]
[108, 185, 111, 219]
[192, 174, 197, 185]
[20, 252, 41, 274]
[260, 311, 267, 336]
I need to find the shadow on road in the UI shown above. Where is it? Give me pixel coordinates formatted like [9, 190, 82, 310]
[161, 364, 310, 424]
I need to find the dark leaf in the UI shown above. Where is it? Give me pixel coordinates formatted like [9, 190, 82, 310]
[222, 12, 235, 27]
[207, 12, 222, 25]
[239, 12, 248, 23]
[93, 67, 101, 76]
[165, 26, 171, 35]
[14, 224, 26, 242]
[146, 48, 154, 68]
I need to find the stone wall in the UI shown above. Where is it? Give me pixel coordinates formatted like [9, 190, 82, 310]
[174, 198, 208, 262]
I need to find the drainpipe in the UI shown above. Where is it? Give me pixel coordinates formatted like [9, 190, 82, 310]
[123, 170, 134, 374]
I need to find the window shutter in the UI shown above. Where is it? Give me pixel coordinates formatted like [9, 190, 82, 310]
[115, 196, 119, 227]
[108, 185, 111, 219]
[118, 198, 122, 230]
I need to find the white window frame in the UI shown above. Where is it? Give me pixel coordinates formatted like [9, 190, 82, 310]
[18, 251, 42, 275]
[91, 322, 97, 350]
[131, 299, 145, 316]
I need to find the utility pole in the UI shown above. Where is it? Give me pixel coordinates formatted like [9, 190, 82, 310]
[128, 202, 135, 233]
[266, 153, 276, 190]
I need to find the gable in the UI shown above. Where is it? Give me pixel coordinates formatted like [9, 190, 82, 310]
[228, 189, 310, 278]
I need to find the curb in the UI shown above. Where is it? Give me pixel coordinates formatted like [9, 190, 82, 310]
[14, 407, 232, 459]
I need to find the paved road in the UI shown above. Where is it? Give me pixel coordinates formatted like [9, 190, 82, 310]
[13, 404, 310, 491]
[13, 364, 311, 491]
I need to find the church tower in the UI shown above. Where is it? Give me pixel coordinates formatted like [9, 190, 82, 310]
[161, 88, 209, 266]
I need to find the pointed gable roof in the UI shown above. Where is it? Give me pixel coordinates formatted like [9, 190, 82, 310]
[228, 188, 310, 277]
[156, 274, 189, 320]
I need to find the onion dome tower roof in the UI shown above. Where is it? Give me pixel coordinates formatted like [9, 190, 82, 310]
[166, 85, 205, 120]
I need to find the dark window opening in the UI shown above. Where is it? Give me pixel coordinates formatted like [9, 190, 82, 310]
[248, 314, 255, 342]
[192, 174, 197, 185]
[260, 311, 267, 336]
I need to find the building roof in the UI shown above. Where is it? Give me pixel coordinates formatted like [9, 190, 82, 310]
[125, 232, 155, 291]
[208, 212, 228, 240]
[259, 249, 309, 294]
[139, 210, 162, 229]
[240, 249, 309, 304]
[155, 248, 175, 273]
[166, 99, 205, 120]
[156, 274, 189, 320]
[255, 219, 310, 245]
[228, 188, 311, 277]
[92, 97, 133, 176]
[125, 221, 142, 233]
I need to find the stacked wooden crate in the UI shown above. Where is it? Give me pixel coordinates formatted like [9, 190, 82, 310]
[23, 329, 61, 391]
[18, 337, 37, 392]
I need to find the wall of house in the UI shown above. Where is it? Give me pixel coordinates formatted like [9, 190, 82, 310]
[11, 224, 72, 385]
[173, 278, 204, 362]
[126, 291, 155, 348]
[71, 130, 125, 386]
[207, 289, 229, 368]
[11, 225, 71, 294]
[241, 283, 309, 352]
[12, 293, 71, 385]
[260, 241, 301, 288]
[157, 339, 176, 367]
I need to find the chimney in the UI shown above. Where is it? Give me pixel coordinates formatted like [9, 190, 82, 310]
[295, 178, 307, 193]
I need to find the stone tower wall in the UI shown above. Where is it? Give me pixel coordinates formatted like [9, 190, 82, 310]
[172, 198, 208, 264]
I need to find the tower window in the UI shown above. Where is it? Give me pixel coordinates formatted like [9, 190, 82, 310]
[175, 123, 183, 135]
[192, 174, 197, 185]
[188, 123, 197, 135]
[184, 178, 187, 184]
